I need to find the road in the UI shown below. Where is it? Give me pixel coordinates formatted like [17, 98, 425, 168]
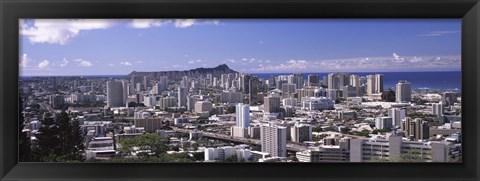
[173, 127, 306, 152]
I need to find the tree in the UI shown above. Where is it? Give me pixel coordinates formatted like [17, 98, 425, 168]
[120, 134, 169, 159]
[19, 98, 32, 162]
[56, 111, 85, 161]
[33, 113, 60, 161]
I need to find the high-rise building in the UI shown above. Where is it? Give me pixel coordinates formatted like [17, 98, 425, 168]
[143, 76, 150, 91]
[389, 108, 406, 127]
[293, 73, 304, 89]
[396, 80, 411, 103]
[177, 87, 187, 108]
[231, 103, 250, 138]
[107, 81, 125, 107]
[249, 76, 259, 105]
[264, 96, 281, 113]
[443, 92, 458, 106]
[374, 74, 384, 93]
[403, 118, 429, 140]
[290, 124, 312, 143]
[375, 116, 393, 130]
[307, 74, 320, 87]
[220, 91, 243, 103]
[432, 102, 444, 117]
[131, 75, 143, 92]
[260, 123, 287, 157]
[195, 101, 213, 114]
[366, 75, 375, 96]
[235, 103, 250, 128]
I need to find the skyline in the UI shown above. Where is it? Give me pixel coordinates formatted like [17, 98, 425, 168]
[20, 19, 461, 76]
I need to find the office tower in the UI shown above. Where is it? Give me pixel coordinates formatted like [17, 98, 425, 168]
[403, 118, 429, 140]
[249, 76, 259, 105]
[443, 92, 457, 106]
[143, 76, 149, 91]
[307, 74, 320, 87]
[159, 96, 177, 110]
[328, 73, 337, 90]
[413, 118, 429, 140]
[122, 80, 128, 105]
[159, 76, 168, 91]
[281, 83, 297, 94]
[282, 98, 297, 107]
[366, 75, 375, 95]
[136, 83, 142, 92]
[177, 87, 187, 108]
[240, 74, 250, 94]
[264, 96, 281, 113]
[389, 108, 406, 127]
[432, 102, 444, 117]
[293, 73, 304, 89]
[143, 95, 156, 107]
[375, 116, 393, 130]
[107, 81, 125, 107]
[350, 74, 360, 95]
[213, 77, 218, 87]
[235, 103, 250, 128]
[49, 95, 64, 109]
[401, 117, 412, 135]
[374, 74, 384, 93]
[186, 96, 195, 112]
[131, 75, 143, 92]
[231, 103, 250, 138]
[195, 101, 213, 113]
[220, 91, 242, 103]
[290, 124, 312, 143]
[260, 123, 287, 157]
[396, 80, 412, 103]
[134, 118, 163, 132]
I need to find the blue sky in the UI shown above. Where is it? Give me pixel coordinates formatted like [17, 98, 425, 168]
[20, 19, 461, 76]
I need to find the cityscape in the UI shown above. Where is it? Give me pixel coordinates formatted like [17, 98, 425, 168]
[19, 19, 461, 163]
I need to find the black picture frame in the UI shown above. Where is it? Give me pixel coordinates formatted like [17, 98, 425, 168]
[1, 0, 479, 180]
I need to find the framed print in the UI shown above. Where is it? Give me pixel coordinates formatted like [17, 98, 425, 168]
[1, 0, 479, 181]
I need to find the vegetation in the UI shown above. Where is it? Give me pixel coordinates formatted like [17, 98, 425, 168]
[19, 98, 32, 162]
[119, 134, 195, 162]
[30, 111, 84, 162]
[371, 129, 390, 134]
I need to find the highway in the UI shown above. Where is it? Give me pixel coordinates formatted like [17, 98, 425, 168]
[172, 127, 306, 152]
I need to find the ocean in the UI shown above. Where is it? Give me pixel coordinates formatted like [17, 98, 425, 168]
[251, 71, 461, 91]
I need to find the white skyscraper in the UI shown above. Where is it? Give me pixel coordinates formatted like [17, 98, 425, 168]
[260, 123, 287, 157]
[432, 102, 444, 117]
[236, 103, 250, 128]
[396, 80, 412, 103]
[107, 81, 125, 107]
[366, 75, 376, 95]
[389, 108, 406, 127]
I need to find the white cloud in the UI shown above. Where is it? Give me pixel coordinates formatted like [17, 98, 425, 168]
[130, 19, 219, 29]
[74, 59, 93, 67]
[38, 60, 50, 69]
[108, 63, 115, 67]
[129, 19, 171, 29]
[419, 31, 460, 37]
[60, 58, 69, 67]
[20, 53, 28, 67]
[21, 19, 115, 45]
[248, 55, 460, 73]
[175, 19, 196, 28]
[392, 53, 405, 62]
[120, 61, 132, 66]
[188, 59, 202, 64]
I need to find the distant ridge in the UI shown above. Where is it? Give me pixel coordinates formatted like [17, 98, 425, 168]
[128, 64, 238, 79]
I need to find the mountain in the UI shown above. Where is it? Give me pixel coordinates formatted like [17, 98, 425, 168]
[127, 64, 239, 80]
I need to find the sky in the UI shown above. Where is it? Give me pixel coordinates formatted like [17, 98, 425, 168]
[19, 19, 461, 76]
